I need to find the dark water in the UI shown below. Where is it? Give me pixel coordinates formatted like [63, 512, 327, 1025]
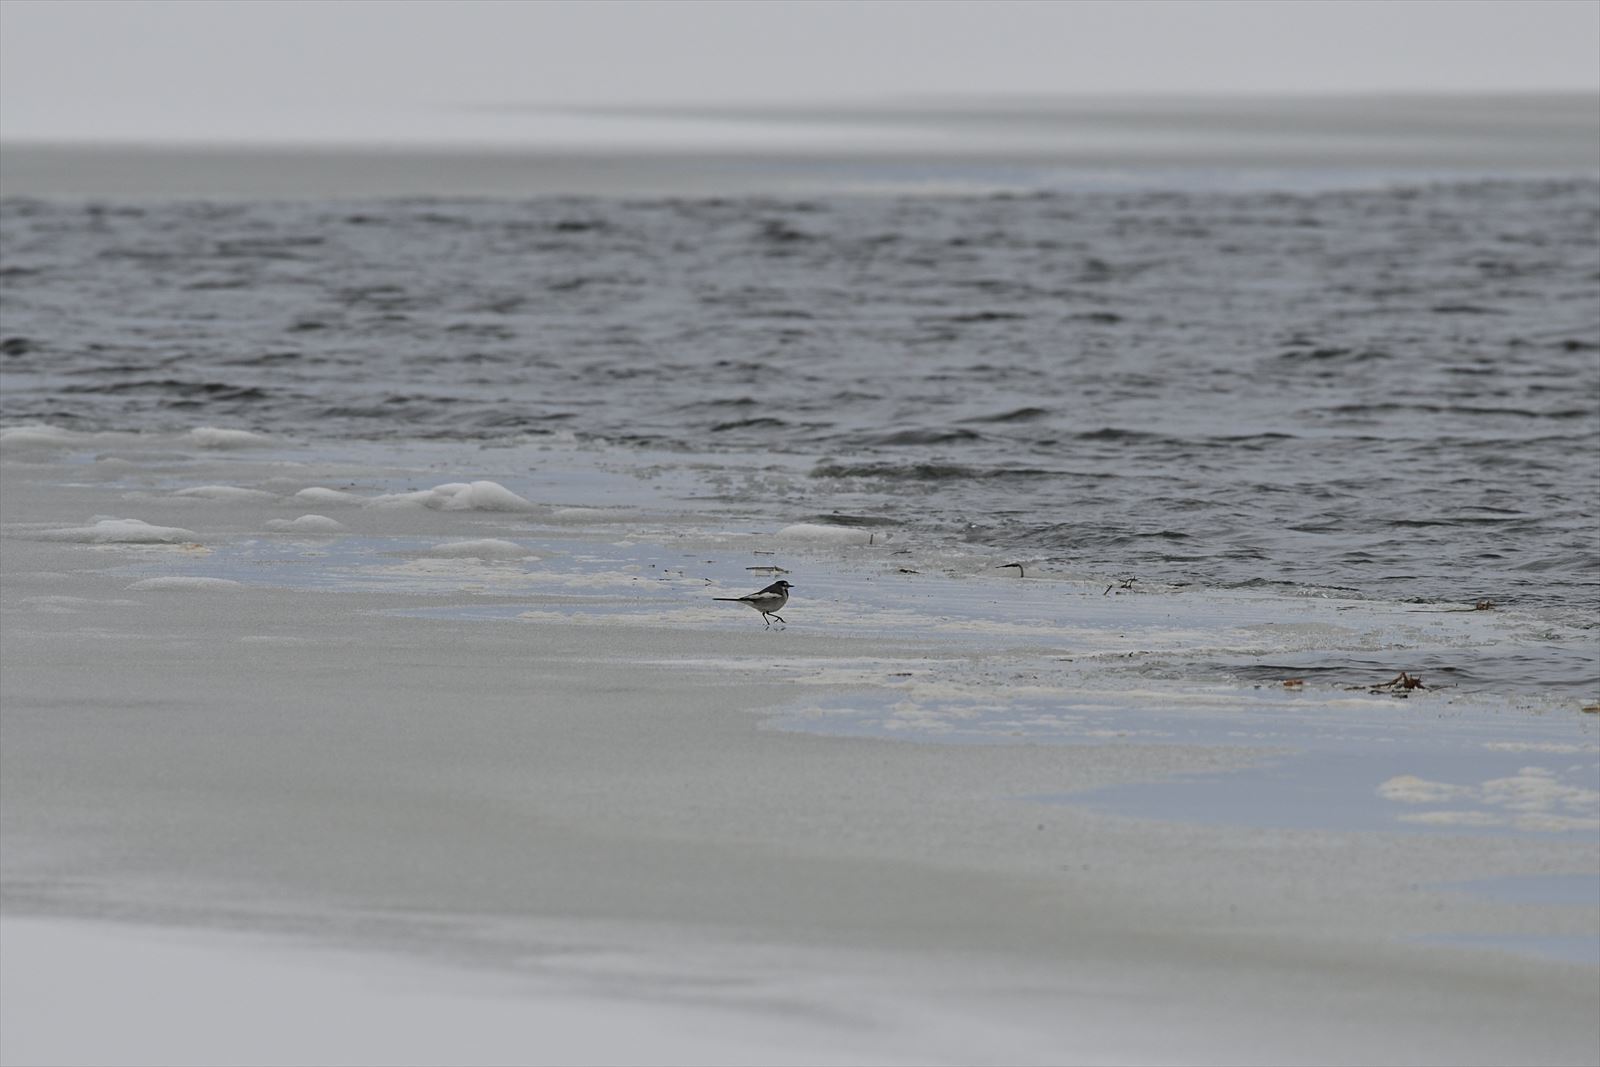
[2, 182, 1598, 624]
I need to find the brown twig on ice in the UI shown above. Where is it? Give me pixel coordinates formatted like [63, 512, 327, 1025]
[1374, 671, 1427, 691]
[999, 562, 1025, 578]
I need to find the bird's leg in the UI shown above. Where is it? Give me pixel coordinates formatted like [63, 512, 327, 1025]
[770, 613, 785, 623]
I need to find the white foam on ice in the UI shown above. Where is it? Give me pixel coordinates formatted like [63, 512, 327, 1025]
[368, 481, 533, 511]
[264, 515, 346, 533]
[127, 577, 243, 591]
[36, 518, 198, 544]
[430, 481, 535, 511]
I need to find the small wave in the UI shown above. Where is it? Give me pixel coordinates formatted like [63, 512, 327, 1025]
[934, 311, 1026, 324]
[59, 379, 268, 402]
[218, 351, 302, 367]
[992, 522, 1192, 550]
[213, 236, 324, 259]
[1277, 346, 1392, 362]
[960, 406, 1051, 424]
[810, 513, 898, 527]
[710, 417, 789, 432]
[1388, 516, 1531, 528]
[812, 461, 1051, 481]
[859, 428, 985, 447]
[758, 220, 813, 242]
[1073, 427, 1166, 442]
[675, 396, 761, 412]
[1324, 402, 1591, 419]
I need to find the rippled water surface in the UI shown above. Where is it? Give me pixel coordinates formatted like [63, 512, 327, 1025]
[2, 182, 1597, 625]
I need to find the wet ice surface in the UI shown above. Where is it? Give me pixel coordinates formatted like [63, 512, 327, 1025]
[10, 432, 1597, 849]
[87, 514, 1600, 971]
[1416, 933, 1600, 969]
[1436, 872, 1600, 907]
[1414, 874, 1600, 966]
[1061, 745, 1598, 836]
[90, 494, 1599, 850]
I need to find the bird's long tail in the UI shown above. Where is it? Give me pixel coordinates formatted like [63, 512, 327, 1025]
[712, 597, 742, 601]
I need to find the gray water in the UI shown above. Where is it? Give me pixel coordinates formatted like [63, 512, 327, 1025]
[2, 181, 1598, 632]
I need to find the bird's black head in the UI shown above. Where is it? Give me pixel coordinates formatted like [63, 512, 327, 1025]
[771, 580, 793, 590]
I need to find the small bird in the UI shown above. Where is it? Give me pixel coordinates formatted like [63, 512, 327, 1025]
[714, 580, 792, 628]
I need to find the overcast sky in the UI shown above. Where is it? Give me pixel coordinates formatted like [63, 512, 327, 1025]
[3, 0, 1597, 144]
